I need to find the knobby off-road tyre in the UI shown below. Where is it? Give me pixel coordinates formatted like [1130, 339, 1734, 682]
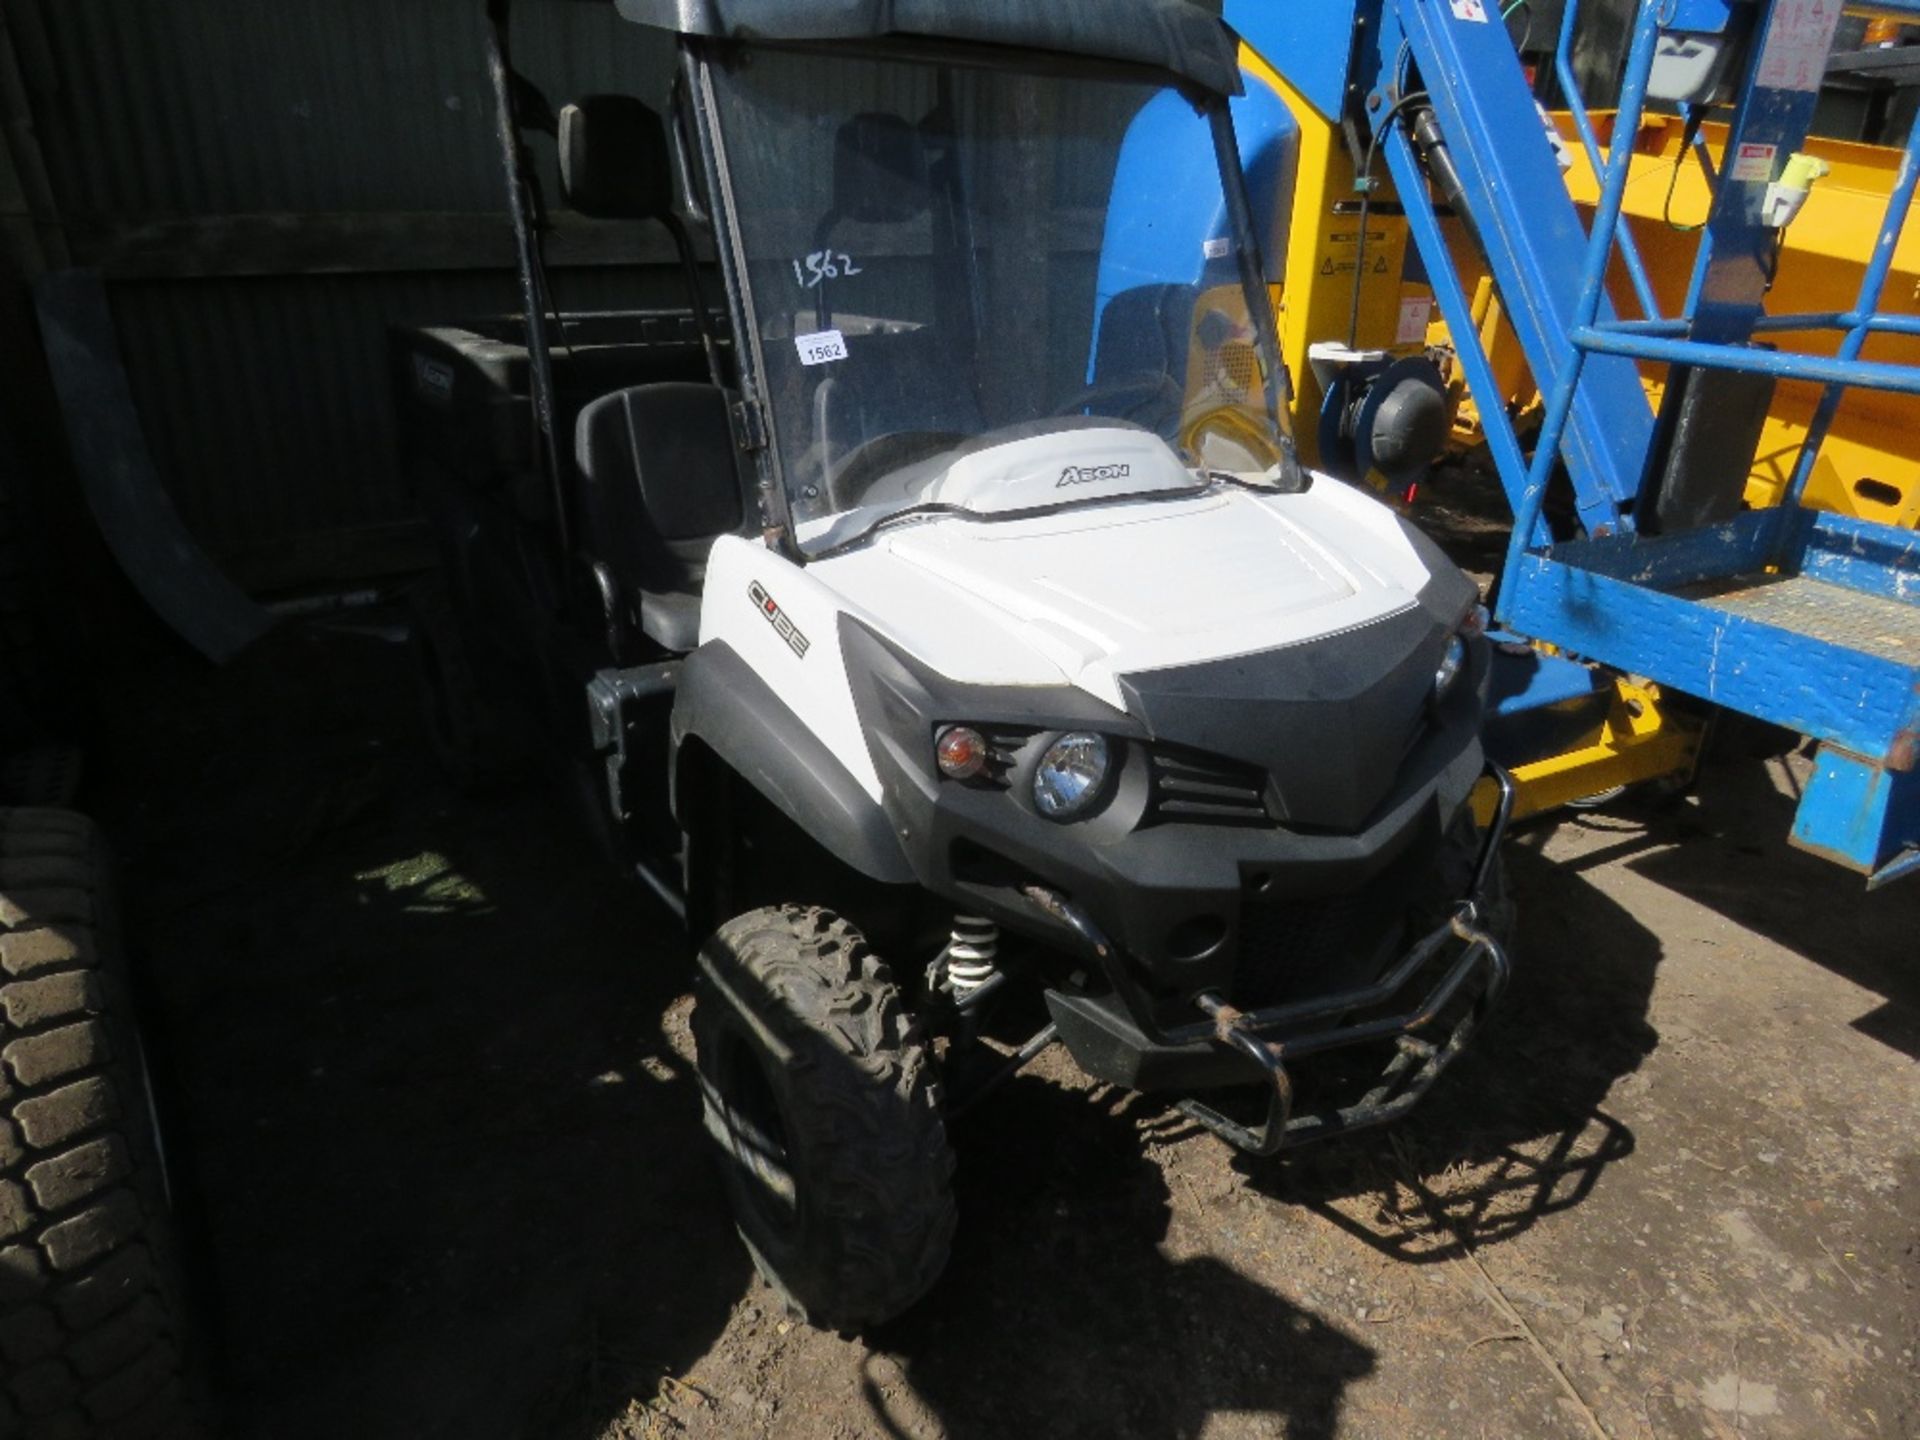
[0, 810, 198, 1439]
[693, 906, 956, 1331]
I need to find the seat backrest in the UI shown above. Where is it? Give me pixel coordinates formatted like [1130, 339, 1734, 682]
[574, 382, 745, 600]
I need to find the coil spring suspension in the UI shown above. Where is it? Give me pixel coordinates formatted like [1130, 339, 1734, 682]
[944, 916, 1000, 1000]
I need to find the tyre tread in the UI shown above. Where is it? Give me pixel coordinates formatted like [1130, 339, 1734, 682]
[695, 905, 956, 1329]
[0, 812, 193, 1437]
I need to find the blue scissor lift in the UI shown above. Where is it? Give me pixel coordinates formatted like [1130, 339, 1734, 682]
[1239, 0, 1920, 885]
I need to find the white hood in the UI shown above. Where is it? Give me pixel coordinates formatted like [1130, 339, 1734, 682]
[818, 476, 1438, 710]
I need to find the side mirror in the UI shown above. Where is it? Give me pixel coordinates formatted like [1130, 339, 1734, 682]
[558, 94, 676, 220]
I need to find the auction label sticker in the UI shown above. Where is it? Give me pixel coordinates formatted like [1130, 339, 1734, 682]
[794, 329, 849, 366]
[1729, 142, 1778, 183]
[1449, 0, 1490, 21]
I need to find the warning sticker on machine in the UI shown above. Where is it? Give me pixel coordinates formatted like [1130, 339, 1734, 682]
[1729, 142, 1778, 183]
[1395, 297, 1433, 346]
[1314, 226, 1391, 277]
[1449, 0, 1490, 21]
[1754, 0, 1844, 94]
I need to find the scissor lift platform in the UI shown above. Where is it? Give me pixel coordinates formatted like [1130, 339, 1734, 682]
[1503, 508, 1920, 881]
[1676, 577, 1918, 665]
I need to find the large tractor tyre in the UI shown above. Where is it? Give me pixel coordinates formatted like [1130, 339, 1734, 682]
[407, 581, 519, 788]
[0, 809, 199, 1438]
[693, 905, 956, 1331]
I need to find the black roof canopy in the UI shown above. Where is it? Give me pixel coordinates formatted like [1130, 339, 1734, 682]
[611, 0, 1245, 96]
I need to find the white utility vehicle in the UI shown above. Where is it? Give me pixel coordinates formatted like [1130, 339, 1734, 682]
[397, 0, 1513, 1328]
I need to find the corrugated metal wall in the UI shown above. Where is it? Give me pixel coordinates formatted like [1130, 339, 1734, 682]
[4, 0, 683, 589]
[19, 0, 673, 215]
[106, 268, 683, 569]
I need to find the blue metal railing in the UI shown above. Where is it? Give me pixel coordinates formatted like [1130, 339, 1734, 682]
[1552, 0, 1661, 320]
[1586, 311, 1920, 338]
[1781, 117, 1920, 508]
[1572, 117, 1920, 414]
[1570, 327, 1920, 392]
[1504, 0, 1920, 587]
[1382, 137, 1540, 502]
[1500, 0, 1667, 588]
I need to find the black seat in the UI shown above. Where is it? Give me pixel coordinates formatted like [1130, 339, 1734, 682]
[574, 381, 745, 652]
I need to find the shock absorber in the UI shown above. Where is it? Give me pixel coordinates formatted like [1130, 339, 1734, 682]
[944, 915, 1000, 1002]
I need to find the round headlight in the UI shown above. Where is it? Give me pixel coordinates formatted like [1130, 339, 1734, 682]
[1032, 732, 1111, 820]
[1434, 633, 1469, 696]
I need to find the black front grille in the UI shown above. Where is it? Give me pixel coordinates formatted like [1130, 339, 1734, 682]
[1235, 890, 1373, 1007]
[1233, 824, 1441, 1008]
[1144, 747, 1272, 827]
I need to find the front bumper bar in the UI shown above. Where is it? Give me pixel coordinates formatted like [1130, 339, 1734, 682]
[1027, 764, 1515, 1156]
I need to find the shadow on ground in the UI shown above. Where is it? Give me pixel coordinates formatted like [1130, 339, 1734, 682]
[1240, 729, 1920, 1277]
[1224, 834, 1656, 1266]
[91, 619, 749, 1440]
[870, 1077, 1375, 1440]
[1620, 741, 1920, 1062]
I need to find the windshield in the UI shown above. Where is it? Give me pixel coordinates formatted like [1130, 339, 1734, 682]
[706, 46, 1293, 553]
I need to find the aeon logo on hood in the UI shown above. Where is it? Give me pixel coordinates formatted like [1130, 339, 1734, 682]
[1057, 461, 1132, 488]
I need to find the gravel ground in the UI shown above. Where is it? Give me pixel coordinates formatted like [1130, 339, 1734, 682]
[92, 592, 1918, 1440]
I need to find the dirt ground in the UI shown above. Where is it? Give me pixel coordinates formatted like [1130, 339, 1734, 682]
[87, 561, 1918, 1439]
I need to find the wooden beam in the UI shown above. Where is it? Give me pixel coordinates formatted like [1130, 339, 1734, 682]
[64, 210, 709, 281]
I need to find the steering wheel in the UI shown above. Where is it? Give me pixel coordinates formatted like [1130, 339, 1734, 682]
[829, 429, 969, 509]
[1051, 371, 1184, 425]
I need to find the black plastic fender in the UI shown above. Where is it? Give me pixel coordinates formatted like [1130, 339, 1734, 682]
[670, 640, 915, 885]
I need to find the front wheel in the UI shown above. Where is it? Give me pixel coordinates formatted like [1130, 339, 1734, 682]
[693, 906, 955, 1330]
